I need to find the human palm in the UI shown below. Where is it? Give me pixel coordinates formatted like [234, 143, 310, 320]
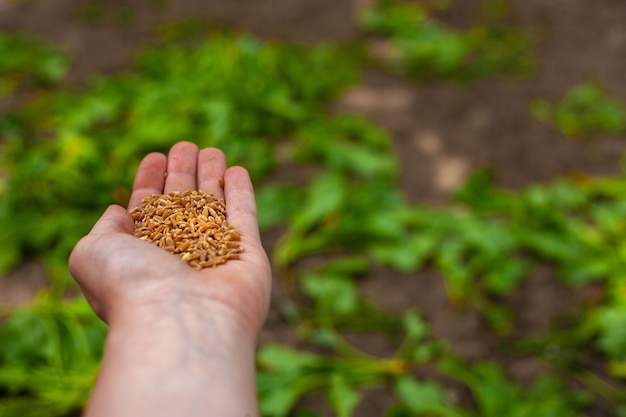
[69, 142, 271, 335]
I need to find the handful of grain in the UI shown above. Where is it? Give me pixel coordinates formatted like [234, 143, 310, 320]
[129, 190, 243, 270]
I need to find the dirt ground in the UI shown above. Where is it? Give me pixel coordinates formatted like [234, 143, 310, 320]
[1, 0, 626, 415]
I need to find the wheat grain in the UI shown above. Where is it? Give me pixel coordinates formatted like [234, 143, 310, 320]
[129, 190, 243, 270]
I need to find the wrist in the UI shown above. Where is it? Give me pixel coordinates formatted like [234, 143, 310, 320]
[87, 301, 260, 417]
[107, 299, 258, 357]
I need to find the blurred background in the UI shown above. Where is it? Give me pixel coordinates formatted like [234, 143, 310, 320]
[1, 0, 626, 416]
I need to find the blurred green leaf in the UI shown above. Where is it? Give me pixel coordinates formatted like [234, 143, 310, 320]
[393, 375, 457, 416]
[402, 309, 429, 341]
[482, 258, 531, 295]
[302, 272, 360, 317]
[256, 184, 303, 231]
[530, 81, 626, 138]
[257, 343, 320, 371]
[597, 305, 626, 361]
[0, 32, 69, 96]
[372, 231, 439, 272]
[327, 373, 362, 417]
[290, 173, 346, 233]
[319, 256, 370, 276]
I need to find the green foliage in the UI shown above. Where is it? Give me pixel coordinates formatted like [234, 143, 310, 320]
[257, 329, 589, 417]
[273, 171, 407, 267]
[530, 81, 626, 138]
[256, 343, 387, 417]
[0, 31, 362, 277]
[391, 375, 462, 416]
[274, 162, 626, 336]
[0, 294, 105, 416]
[0, 29, 368, 415]
[359, 0, 535, 83]
[1, 2, 626, 415]
[439, 358, 590, 417]
[0, 32, 69, 98]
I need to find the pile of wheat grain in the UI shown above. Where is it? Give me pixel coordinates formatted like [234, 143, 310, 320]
[130, 190, 243, 269]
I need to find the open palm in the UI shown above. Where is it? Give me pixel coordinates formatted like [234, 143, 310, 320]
[69, 142, 271, 336]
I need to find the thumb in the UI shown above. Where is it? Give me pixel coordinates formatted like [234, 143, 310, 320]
[90, 204, 135, 235]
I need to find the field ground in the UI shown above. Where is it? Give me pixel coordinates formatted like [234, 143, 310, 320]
[1, 0, 626, 415]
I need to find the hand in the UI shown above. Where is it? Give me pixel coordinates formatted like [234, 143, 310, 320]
[70, 141, 271, 334]
[69, 142, 271, 417]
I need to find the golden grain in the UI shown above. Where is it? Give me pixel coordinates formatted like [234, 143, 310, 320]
[129, 190, 243, 270]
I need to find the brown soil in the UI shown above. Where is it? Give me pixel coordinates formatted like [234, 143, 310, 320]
[1, 0, 625, 415]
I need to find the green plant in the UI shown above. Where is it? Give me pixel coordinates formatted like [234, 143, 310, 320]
[0, 293, 105, 417]
[0, 29, 367, 413]
[438, 358, 590, 417]
[359, 0, 535, 83]
[530, 81, 626, 138]
[0, 32, 69, 99]
[0, 30, 362, 279]
[2, 3, 626, 415]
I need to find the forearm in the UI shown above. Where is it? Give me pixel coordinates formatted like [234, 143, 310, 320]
[84, 305, 260, 417]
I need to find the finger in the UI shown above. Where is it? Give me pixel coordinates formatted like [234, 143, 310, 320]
[197, 147, 227, 199]
[128, 152, 167, 209]
[224, 166, 261, 243]
[90, 204, 135, 236]
[164, 141, 199, 194]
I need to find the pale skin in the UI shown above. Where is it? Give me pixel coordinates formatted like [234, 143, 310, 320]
[69, 142, 272, 417]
